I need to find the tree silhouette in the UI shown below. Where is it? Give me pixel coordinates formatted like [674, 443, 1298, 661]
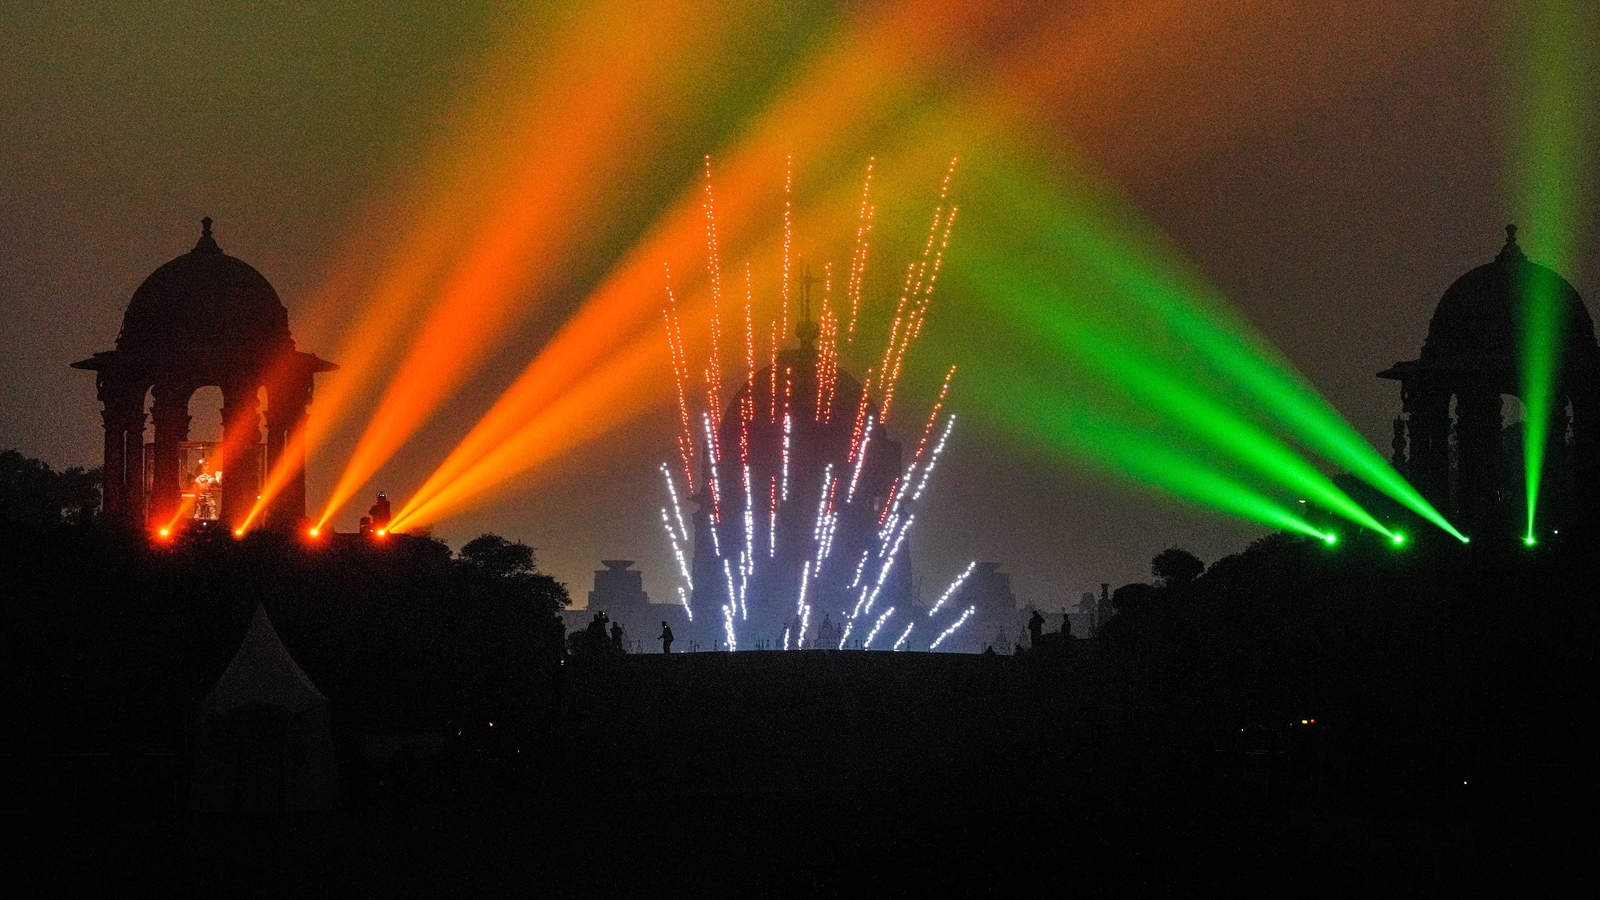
[0, 449, 100, 526]
[459, 533, 538, 578]
[1151, 547, 1204, 587]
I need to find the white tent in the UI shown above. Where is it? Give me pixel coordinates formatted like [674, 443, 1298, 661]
[189, 605, 340, 813]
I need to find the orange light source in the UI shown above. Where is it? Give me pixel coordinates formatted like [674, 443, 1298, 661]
[157, 528, 171, 538]
[308, 527, 320, 538]
[233, 528, 245, 537]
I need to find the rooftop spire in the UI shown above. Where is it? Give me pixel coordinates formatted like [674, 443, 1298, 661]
[1498, 222, 1525, 261]
[193, 216, 221, 254]
[796, 261, 821, 349]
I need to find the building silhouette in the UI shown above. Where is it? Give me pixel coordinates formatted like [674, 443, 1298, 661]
[72, 219, 335, 532]
[589, 559, 650, 610]
[958, 561, 1018, 652]
[570, 560, 688, 652]
[1381, 225, 1600, 540]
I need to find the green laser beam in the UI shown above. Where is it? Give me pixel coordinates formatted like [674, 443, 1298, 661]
[1007, 382, 1334, 543]
[966, 162, 1468, 543]
[1509, 0, 1598, 540]
[959, 246, 1396, 540]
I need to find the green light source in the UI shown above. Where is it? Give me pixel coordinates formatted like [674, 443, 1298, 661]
[1391, 532, 1407, 547]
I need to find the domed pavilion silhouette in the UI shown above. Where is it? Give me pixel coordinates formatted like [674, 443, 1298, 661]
[690, 305, 910, 645]
[1381, 225, 1600, 540]
[73, 219, 336, 532]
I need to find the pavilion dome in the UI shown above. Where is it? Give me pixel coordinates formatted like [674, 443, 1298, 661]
[115, 218, 293, 355]
[1420, 225, 1598, 366]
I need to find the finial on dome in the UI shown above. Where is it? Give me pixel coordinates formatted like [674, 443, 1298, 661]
[193, 216, 221, 253]
[796, 317, 820, 349]
[1498, 223, 1524, 261]
[795, 261, 823, 350]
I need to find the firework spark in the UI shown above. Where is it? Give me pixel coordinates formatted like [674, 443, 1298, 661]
[863, 606, 896, 649]
[652, 159, 972, 652]
[930, 605, 976, 651]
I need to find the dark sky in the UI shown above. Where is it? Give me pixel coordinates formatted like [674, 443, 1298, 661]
[3, 1, 1596, 609]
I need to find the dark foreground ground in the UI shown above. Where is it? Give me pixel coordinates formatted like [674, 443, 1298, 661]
[6, 792, 1593, 895]
[4, 650, 1595, 894]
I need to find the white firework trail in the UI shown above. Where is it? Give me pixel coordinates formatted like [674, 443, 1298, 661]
[737, 552, 749, 620]
[780, 411, 792, 501]
[722, 604, 738, 652]
[848, 549, 871, 590]
[702, 412, 723, 526]
[722, 559, 739, 626]
[928, 560, 976, 617]
[837, 617, 855, 650]
[661, 463, 690, 544]
[863, 513, 915, 616]
[877, 510, 904, 549]
[850, 584, 870, 621]
[930, 605, 976, 651]
[818, 512, 839, 569]
[742, 463, 754, 575]
[811, 463, 834, 544]
[911, 415, 956, 502]
[892, 622, 914, 651]
[863, 607, 895, 649]
[793, 561, 812, 649]
[846, 414, 876, 503]
[677, 586, 693, 621]
[782, 626, 791, 651]
[660, 507, 693, 590]
[795, 560, 812, 618]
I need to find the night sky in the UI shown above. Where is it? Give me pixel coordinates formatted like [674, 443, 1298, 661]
[3, 1, 1596, 610]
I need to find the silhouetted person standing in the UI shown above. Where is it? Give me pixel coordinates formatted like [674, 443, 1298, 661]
[1028, 609, 1045, 646]
[1061, 611, 1073, 638]
[369, 491, 391, 529]
[610, 621, 624, 651]
[660, 622, 674, 654]
[586, 612, 609, 652]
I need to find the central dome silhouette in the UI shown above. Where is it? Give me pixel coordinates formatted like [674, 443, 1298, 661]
[116, 218, 292, 355]
[1420, 225, 1598, 367]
